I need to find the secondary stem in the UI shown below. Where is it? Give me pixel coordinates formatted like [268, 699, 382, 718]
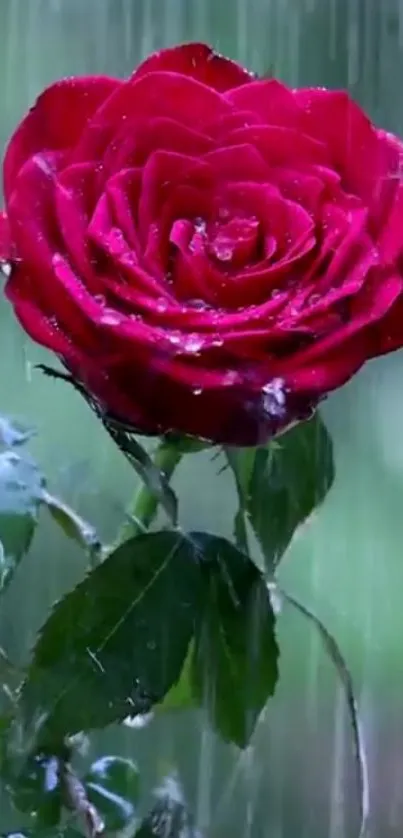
[118, 439, 183, 542]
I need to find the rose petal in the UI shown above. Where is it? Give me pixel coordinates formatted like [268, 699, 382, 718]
[5, 280, 79, 356]
[224, 125, 330, 167]
[106, 167, 143, 250]
[137, 150, 212, 242]
[206, 110, 263, 139]
[71, 72, 232, 164]
[203, 143, 270, 181]
[8, 157, 103, 347]
[226, 79, 303, 127]
[55, 163, 101, 288]
[7, 154, 63, 280]
[132, 42, 254, 91]
[102, 116, 213, 175]
[0, 212, 12, 261]
[376, 178, 403, 263]
[294, 88, 389, 205]
[88, 194, 171, 299]
[283, 271, 403, 393]
[4, 76, 119, 200]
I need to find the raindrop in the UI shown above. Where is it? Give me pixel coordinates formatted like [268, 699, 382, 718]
[156, 297, 169, 313]
[222, 370, 238, 386]
[167, 331, 182, 346]
[100, 309, 121, 326]
[183, 334, 205, 353]
[261, 378, 287, 418]
[0, 260, 11, 278]
[211, 236, 234, 262]
[188, 298, 210, 310]
[194, 217, 207, 236]
[193, 388, 203, 396]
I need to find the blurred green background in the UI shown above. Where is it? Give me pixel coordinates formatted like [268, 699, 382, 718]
[1, 0, 403, 835]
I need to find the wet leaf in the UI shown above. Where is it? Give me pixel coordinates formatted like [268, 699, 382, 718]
[157, 643, 196, 713]
[190, 535, 278, 748]
[84, 755, 140, 831]
[21, 532, 202, 741]
[12, 752, 62, 829]
[228, 414, 334, 572]
[225, 448, 256, 553]
[0, 416, 36, 449]
[41, 491, 102, 560]
[0, 451, 45, 591]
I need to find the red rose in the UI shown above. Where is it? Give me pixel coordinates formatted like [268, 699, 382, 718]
[2, 42, 403, 445]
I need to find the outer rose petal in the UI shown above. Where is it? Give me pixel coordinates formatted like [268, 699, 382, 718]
[132, 42, 255, 91]
[0, 212, 12, 261]
[283, 272, 403, 394]
[3, 75, 120, 199]
[71, 72, 232, 164]
[293, 88, 389, 206]
[227, 79, 303, 128]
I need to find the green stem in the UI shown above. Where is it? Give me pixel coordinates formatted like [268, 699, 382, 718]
[118, 440, 183, 543]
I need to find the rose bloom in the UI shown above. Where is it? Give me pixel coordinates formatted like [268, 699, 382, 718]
[1, 43, 403, 445]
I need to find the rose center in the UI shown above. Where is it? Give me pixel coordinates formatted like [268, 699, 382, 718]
[206, 216, 260, 267]
[170, 213, 261, 271]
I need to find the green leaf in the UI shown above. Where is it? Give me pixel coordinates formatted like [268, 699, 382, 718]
[0, 416, 36, 449]
[41, 491, 102, 560]
[21, 532, 202, 741]
[11, 752, 63, 829]
[225, 448, 256, 553]
[157, 642, 196, 713]
[190, 535, 278, 748]
[84, 755, 140, 831]
[228, 413, 334, 572]
[0, 451, 45, 591]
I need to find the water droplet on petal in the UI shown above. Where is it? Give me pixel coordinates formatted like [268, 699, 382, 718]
[156, 297, 169, 313]
[194, 217, 207, 236]
[187, 298, 210, 310]
[183, 334, 204, 353]
[0, 261, 12, 278]
[100, 309, 121, 326]
[222, 370, 238, 386]
[211, 237, 234, 262]
[262, 378, 287, 417]
[193, 388, 203, 396]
